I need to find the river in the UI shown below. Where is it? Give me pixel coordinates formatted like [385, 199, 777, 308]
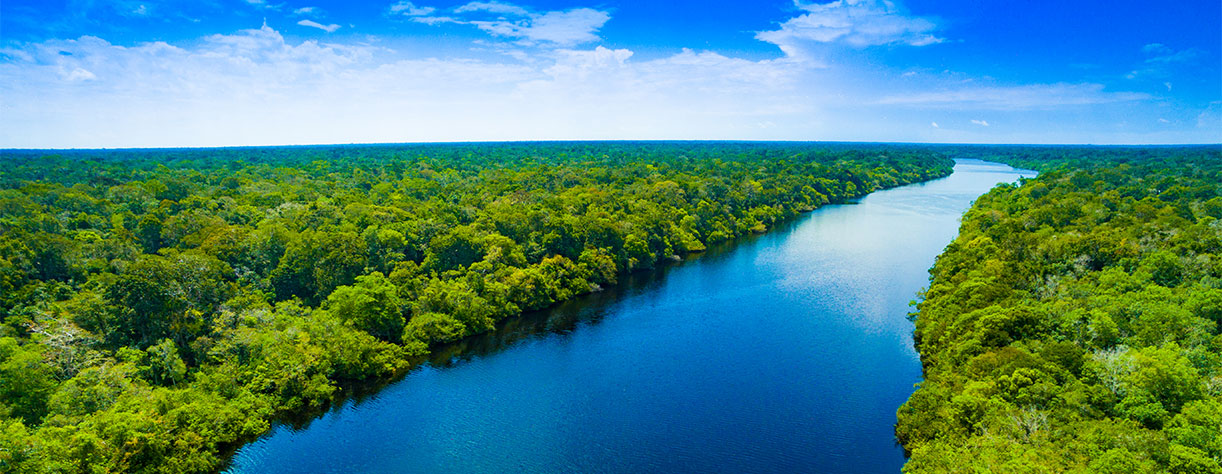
[226, 159, 1035, 473]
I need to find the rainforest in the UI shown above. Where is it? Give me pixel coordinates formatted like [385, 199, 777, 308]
[1, 142, 1219, 473]
[0, 142, 953, 473]
[2, 0, 1218, 471]
[898, 146, 1222, 473]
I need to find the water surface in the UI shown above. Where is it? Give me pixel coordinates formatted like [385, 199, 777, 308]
[227, 159, 1035, 473]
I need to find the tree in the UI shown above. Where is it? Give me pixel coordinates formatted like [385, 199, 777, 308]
[105, 253, 231, 349]
[324, 272, 405, 343]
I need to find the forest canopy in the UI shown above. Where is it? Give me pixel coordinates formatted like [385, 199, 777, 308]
[897, 146, 1222, 473]
[0, 141, 953, 473]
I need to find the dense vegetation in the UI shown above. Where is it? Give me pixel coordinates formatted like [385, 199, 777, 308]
[898, 146, 1222, 473]
[0, 142, 951, 473]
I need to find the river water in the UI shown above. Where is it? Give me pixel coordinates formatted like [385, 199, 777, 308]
[226, 159, 1035, 473]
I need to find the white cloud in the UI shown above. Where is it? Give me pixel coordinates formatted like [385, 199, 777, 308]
[411, 16, 460, 25]
[1142, 43, 1171, 54]
[757, 0, 941, 58]
[1158, 118, 1170, 123]
[293, 6, 319, 17]
[0, 25, 809, 148]
[469, 7, 610, 46]
[455, 1, 530, 16]
[0, 19, 1203, 147]
[1141, 43, 1202, 66]
[64, 67, 97, 81]
[875, 83, 1148, 110]
[1198, 102, 1222, 130]
[243, 0, 282, 10]
[389, 1, 436, 16]
[1127, 45, 1202, 83]
[401, 2, 610, 47]
[297, 20, 341, 33]
[1145, 48, 1201, 64]
[970, 119, 988, 126]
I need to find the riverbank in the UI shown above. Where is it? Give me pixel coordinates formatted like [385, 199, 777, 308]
[0, 143, 954, 474]
[226, 159, 1033, 474]
[897, 147, 1222, 473]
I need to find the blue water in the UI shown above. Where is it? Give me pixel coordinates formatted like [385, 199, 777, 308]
[226, 159, 1035, 474]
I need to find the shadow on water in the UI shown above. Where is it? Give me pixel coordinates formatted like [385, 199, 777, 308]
[257, 209, 817, 437]
[428, 217, 812, 368]
[222, 159, 1043, 474]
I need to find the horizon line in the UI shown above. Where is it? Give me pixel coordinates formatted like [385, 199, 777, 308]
[4, 139, 1220, 153]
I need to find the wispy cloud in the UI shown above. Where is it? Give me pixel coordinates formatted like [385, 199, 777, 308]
[455, 1, 530, 16]
[757, 0, 941, 58]
[385, 1, 460, 27]
[1128, 43, 1204, 81]
[297, 19, 341, 33]
[1145, 48, 1201, 64]
[389, 1, 437, 17]
[396, 1, 611, 47]
[411, 16, 460, 25]
[1139, 43, 1202, 64]
[469, 8, 610, 46]
[244, 0, 283, 11]
[875, 83, 1148, 110]
[293, 6, 320, 17]
[1198, 102, 1222, 130]
[970, 119, 988, 126]
[64, 67, 97, 81]
[0, 24, 804, 147]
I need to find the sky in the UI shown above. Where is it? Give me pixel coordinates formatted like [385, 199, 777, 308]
[0, 0, 1219, 148]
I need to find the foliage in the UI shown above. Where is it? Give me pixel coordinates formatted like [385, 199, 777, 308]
[897, 146, 1222, 473]
[0, 141, 952, 473]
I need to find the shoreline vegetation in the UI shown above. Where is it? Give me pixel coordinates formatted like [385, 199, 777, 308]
[0, 142, 953, 473]
[897, 146, 1222, 473]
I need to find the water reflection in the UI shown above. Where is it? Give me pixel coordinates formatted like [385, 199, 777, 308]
[227, 159, 1035, 474]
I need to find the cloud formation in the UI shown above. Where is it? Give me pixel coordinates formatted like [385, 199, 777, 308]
[455, 1, 530, 16]
[0, 24, 805, 147]
[469, 8, 610, 46]
[758, 0, 941, 58]
[293, 6, 320, 17]
[875, 83, 1148, 110]
[389, 1, 436, 17]
[391, 1, 611, 46]
[297, 19, 341, 32]
[0, 4, 1193, 147]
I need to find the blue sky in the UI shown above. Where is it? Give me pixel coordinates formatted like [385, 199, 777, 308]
[1, 0, 1218, 147]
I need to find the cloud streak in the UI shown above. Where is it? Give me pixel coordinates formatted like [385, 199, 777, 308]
[297, 20, 341, 32]
[874, 83, 1148, 110]
[469, 8, 610, 46]
[389, 1, 436, 17]
[758, 0, 941, 58]
[390, 1, 611, 47]
[456, 1, 530, 16]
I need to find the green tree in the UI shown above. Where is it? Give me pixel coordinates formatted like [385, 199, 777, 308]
[324, 272, 405, 343]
